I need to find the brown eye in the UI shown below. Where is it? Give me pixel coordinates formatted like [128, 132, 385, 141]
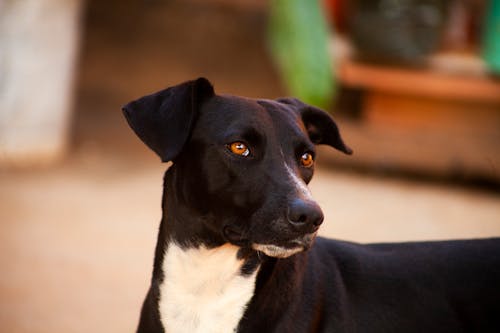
[228, 142, 250, 157]
[300, 152, 314, 168]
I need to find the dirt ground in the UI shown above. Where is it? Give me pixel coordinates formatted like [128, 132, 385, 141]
[1, 1, 499, 332]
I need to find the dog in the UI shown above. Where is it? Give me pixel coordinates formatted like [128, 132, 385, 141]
[123, 78, 500, 333]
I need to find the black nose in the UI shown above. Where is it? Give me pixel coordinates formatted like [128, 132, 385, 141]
[287, 199, 324, 231]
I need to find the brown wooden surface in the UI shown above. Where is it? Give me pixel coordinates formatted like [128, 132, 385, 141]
[338, 60, 500, 103]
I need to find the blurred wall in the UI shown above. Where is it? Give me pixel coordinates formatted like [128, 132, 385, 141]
[0, 0, 83, 166]
[72, 0, 284, 157]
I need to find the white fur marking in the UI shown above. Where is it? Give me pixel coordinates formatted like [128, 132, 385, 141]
[159, 243, 258, 333]
[285, 163, 313, 200]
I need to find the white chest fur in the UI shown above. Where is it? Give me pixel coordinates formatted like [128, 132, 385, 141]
[159, 243, 259, 333]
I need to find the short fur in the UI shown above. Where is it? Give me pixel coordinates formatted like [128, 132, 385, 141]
[159, 243, 257, 333]
[123, 78, 500, 333]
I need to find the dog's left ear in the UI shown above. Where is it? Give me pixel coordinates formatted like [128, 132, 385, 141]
[122, 77, 215, 162]
[277, 97, 353, 155]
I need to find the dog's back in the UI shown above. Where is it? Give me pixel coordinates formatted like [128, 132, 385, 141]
[239, 237, 500, 332]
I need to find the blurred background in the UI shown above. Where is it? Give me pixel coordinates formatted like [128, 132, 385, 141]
[0, 0, 499, 332]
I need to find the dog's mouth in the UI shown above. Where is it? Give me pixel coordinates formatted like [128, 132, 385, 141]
[252, 232, 317, 258]
[251, 243, 304, 258]
[223, 226, 317, 259]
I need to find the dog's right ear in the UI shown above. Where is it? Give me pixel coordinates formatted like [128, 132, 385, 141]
[277, 97, 352, 155]
[122, 78, 214, 162]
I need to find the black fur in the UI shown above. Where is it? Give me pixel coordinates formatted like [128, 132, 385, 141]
[123, 78, 500, 333]
[239, 238, 500, 332]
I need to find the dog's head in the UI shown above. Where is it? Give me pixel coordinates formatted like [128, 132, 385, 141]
[123, 78, 351, 258]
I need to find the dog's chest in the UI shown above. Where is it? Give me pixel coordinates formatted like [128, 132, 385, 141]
[159, 243, 258, 333]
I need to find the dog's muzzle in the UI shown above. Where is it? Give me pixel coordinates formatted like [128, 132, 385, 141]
[252, 232, 318, 258]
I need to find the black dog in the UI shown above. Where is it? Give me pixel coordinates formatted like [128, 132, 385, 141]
[123, 78, 500, 333]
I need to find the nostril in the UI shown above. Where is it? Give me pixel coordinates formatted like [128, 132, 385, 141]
[298, 214, 307, 223]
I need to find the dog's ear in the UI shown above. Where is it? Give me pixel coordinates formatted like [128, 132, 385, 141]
[122, 77, 215, 162]
[277, 97, 353, 155]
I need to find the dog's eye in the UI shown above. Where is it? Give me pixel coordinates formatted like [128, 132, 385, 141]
[228, 142, 250, 157]
[300, 152, 314, 168]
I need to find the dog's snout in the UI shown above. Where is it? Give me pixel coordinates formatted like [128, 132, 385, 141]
[287, 199, 324, 231]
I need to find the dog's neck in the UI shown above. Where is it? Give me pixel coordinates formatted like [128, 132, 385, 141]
[154, 166, 262, 332]
[161, 165, 226, 246]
